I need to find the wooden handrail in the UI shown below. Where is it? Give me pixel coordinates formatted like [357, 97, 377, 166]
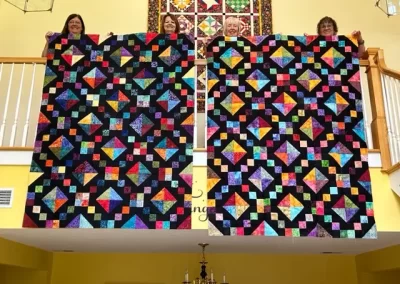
[376, 49, 400, 80]
[0, 57, 369, 67]
[360, 59, 369, 67]
[0, 57, 47, 64]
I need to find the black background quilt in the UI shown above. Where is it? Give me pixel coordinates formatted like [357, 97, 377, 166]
[206, 35, 376, 238]
[23, 33, 195, 229]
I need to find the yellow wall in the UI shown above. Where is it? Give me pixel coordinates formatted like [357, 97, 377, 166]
[50, 252, 358, 284]
[368, 169, 400, 232]
[1, 236, 400, 284]
[0, 0, 149, 57]
[0, 265, 49, 284]
[356, 245, 400, 284]
[0, 237, 51, 270]
[0, 166, 31, 228]
[0, 0, 399, 69]
[356, 244, 400, 273]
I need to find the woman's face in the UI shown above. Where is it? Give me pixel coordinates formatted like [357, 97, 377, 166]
[68, 17, 83, 34]
[319, 21, 335, 36]
[225, 21, 239, 36]
[164, 16, 177, 34]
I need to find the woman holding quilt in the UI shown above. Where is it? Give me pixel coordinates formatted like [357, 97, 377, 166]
[42, 13, 85, 57]
[315, 16, 366, 58]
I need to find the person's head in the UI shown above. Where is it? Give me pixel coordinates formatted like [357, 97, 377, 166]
[161, 13, 180, 34]
[61, 14, 85, 35]
[317, 16, 338, 36]
[224, 17, 240, 36]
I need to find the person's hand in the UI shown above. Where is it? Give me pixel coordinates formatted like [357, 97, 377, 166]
[304, 33, 309, 36]
[45, 31, 54, 42]
[107, 32, 114, 36]
[352, 30, 362, 41]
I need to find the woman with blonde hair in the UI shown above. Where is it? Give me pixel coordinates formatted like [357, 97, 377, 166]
[223, 16, 240, 37]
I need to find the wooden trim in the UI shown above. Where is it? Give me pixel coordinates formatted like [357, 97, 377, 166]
[193, 148, 206, 152]
[359, 59, 369, 67]
[376, 49, 400, 80]
[368, 149, 381, 153]
[0, 147, 34, 151]
[0, 57, 47, 64]
[195, 59, 207, 65]
[381, 162, 400, 174]
[365, 48, 392, 170]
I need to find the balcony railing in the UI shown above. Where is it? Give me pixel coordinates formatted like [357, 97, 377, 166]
[0, 49, 399, 172]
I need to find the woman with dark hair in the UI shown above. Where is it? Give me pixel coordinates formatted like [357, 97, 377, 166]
[315, 16, 365, 58]
[160, 13, 180, 34]
[41, 14, 85, 57]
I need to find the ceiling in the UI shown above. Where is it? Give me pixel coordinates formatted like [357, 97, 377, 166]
[0, 229, 399, 254]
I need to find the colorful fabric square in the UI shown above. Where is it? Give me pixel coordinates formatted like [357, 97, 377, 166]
[206, 35, 376, 238]
[23, 33, 195, 229]
[147, 0, 273, 112]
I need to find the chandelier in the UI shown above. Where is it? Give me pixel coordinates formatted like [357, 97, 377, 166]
[375, 0, 399, 16]
[183, 243, 229, 284]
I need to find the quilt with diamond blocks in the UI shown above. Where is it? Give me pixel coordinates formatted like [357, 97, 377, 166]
[23, 33, 195, 229]
[206, 35, 376, 238]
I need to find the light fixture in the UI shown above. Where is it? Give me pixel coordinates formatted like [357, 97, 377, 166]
[375, 0, 399, 16]
[183, 243, 228, 284]
[5, 0, 55, 13]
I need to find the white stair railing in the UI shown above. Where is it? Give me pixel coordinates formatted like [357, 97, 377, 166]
[375, 49, 400, 168]
[381, 74, 400, 165]
[0, 58, 46, 148]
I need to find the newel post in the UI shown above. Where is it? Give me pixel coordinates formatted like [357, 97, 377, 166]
[364, 48, 392, 170]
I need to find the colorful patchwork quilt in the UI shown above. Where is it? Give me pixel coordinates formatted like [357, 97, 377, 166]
[206, 35, 376, 238]
[23, 33, 195, 229]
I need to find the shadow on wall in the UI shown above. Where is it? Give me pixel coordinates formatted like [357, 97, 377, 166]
[0, 264, 49, 284]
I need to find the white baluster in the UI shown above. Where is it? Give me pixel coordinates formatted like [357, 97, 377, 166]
[0, 63, 3, 82]
[0, 63, 15, 146]
[360, 70, 373, 149]
[205, 65, 208, 150]
[381, 74, 396, 165]
[9, 63, 26, 147]
[194, 65, 198, 149]
[22, 63, 37, 147]
[391, 76, 400, 164]
[387, 76, 400, 163]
